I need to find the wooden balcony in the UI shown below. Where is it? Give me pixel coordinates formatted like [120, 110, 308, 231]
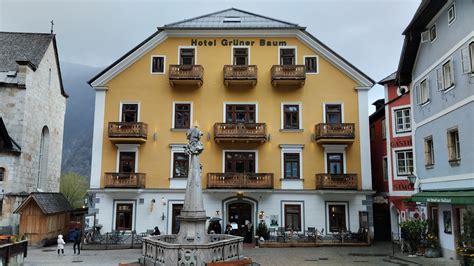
[314, 123, 355, 144]
[104, 172, 146, 188]
[271, 65, 305, 87]
[214, 123, 267, 143]
[223, 65, 257, 87]
[207, 173, 274, 189]
[315, 173, 358, 190]
[169, 65, 204, 87]
[108, 122, 148, 143]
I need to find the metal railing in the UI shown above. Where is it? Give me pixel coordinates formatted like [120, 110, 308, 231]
[315, 173, 358, 190]
[207, 173, 274, 189]
[104, 173, 146, 188]
[108, 122, 148, 139]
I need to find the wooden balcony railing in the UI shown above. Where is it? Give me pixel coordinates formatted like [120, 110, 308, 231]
[314, 123, 355, 143]
[104, 172, 146, 188]
[223, 65, 257, 87]
[169, 65, 204, 87]
[108, 122, 148, 143]
[315, 173, 358, 190]
[207, 173, 274, 189]
[271, 65, 305, 87]
[214, 123, 267, 143]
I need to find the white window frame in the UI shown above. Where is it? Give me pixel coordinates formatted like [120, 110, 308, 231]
[113, 200, 136, 231]
[280, 102, 302, 130]
[447, 127, 461, 162]
[430, 24, 437, 43]
[322, 102, 344, 123]
[417, 78, 430, 105]
[177, 46, 197, 64]
[171, 101, 193, 129]
[438, 58, 455, 92]
[471, 42, 474, 73]
[115, 144, 139, 172]
[448, 3, 456, 26]
[281, 201, 304, 233]
[222, 150, 258, 173]
[230, 46, 251, 65]
[462, 42, 474, 74]
[222, 102, 258, 123]
[278, 46, 298, 65]
[392, 147, 414, 180]
[424, 136, 435, 167]
[280, 145, 304, 180]
[391, 105, 411, 137]
[119, 101, 140, 122]
[150, 55, 166, 74]
[167, 200, 185, 234]
[322, 145, 347, 174]
[325, 202, 349, 234]
[303, 55, 319, 74]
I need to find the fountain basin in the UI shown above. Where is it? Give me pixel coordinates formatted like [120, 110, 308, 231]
[142, 234, 244, 265]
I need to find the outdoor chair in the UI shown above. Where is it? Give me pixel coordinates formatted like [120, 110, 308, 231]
[269, 228, 276, 241]
[316, 228, 324, 241]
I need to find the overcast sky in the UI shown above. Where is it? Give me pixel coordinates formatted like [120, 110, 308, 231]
[0, 0, 420, 112]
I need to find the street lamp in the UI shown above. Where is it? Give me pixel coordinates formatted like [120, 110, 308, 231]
[407, 172, 417, 187]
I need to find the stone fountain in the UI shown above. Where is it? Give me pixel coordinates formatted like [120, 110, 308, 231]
[142, 126, 243, 265]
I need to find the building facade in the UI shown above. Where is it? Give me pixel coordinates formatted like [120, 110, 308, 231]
[88, 9, 375, 239]
[397, 0, 474, 258]
[370, 73, 417, 242]
[0, 32, 68, 234]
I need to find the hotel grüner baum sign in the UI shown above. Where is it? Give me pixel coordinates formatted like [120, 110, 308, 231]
[190, 39, 288, 47]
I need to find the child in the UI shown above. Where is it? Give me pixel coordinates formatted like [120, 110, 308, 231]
[57, 234, 65, 255]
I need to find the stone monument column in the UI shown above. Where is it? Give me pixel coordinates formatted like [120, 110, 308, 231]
[177, 126, 208, 244]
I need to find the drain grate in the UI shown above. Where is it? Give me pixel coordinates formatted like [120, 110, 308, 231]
[319, 258, 329, 260]
[42, 249, 56, 252]
[72, 261, 83, 263]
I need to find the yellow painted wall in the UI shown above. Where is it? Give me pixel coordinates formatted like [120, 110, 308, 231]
[100, 37, 362, 190]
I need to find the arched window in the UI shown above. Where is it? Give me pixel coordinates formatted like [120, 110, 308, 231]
[37, 126, 50, 189]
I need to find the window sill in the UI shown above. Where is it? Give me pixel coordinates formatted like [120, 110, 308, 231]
[279, 129, 304, 133]
[448, 159, 461, 166]
[425, 164, 434, 169]
[279, 178, 303, 181]
[168, 177, 188, 179]
[442, 85, 455, 93]
[170, 128, 189, 132]
[151, 72, 166, 75]
[419, 101, 431, 107]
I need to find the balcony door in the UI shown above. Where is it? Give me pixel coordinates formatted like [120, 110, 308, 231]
[226, 104, 256, 124]
[327, 153, 343, 174]
[225, 152, 255, 173]
[325, 104, 342, 124]
[119, 152, 136, 173]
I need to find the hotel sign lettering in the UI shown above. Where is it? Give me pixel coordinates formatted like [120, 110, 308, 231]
[191, 39, 287, 47]
[390, 139, 412, 148]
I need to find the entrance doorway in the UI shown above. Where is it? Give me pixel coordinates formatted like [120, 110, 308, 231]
[228, 202, 252, 242]
[373, 203, 391, 241]
[171, 204, 183, 234]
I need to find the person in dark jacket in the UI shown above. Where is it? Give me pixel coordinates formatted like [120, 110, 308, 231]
[73, 228, 82, 255]
[151, 226, 161, 236]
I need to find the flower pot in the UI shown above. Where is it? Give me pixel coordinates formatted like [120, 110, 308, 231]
[425, 247, 441, 258]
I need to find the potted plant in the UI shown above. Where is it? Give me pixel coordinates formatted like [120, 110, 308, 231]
[458, 210, 474, 266]
[400, 219, 426, 257]
[424, 218, 441, 258]
[255, 221, 270, 241]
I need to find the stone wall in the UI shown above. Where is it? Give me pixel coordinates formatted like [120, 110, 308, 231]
[0, 41, 66, 231]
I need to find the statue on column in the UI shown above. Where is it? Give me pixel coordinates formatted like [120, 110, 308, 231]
[185, 126, 203, 155]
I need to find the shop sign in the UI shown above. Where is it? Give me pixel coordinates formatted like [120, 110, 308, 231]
[191, 39, 287, 47]
[426, 197, 451, 203]
[390, 139, 412, 148]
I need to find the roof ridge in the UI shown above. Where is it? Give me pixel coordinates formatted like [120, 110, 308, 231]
[161, 7, 301, 29]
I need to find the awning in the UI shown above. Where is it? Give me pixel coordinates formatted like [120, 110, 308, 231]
[410, 191, 474, 205]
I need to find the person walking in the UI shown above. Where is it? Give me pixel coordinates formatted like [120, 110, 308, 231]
[57, 234, 65, 256]
[73, 228, 82, 255]
[151, 226, 161, 236]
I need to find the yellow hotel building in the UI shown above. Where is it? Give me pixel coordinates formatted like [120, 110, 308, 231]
[88, 9, 375, 238]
